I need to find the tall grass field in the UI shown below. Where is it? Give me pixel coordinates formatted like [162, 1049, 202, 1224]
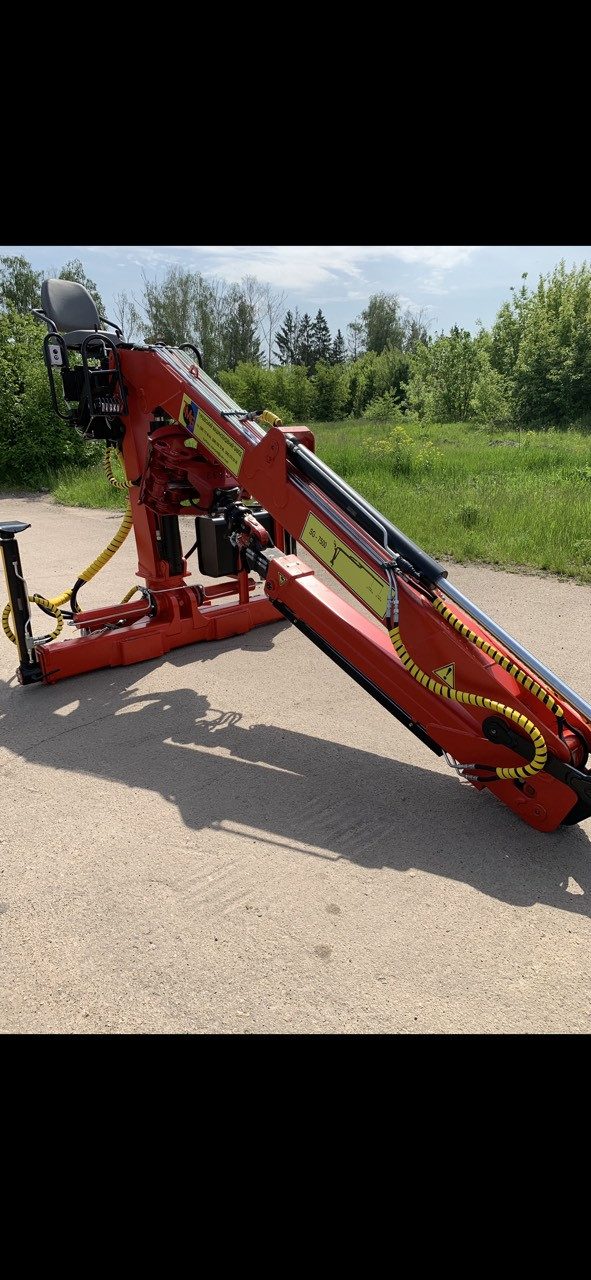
[38, 420, 591, 582]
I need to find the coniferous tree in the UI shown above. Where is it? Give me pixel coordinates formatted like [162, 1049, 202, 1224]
[310, 309, 332, 370]
[274, 308, 302, 365]
[298, 313, 313, 371]
[332, 329, 346, 364]
[219, 286, 263, 368]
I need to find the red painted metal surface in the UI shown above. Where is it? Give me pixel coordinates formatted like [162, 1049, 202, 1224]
[21, 342, 591, 831]
[38, 588, 278, 683]
[262, 553, 585, 832]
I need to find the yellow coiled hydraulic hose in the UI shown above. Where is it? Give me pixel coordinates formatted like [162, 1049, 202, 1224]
[105, 446, 133, 492]
[2, 447, 135, 649]
[2, 594, 64, 645]
[64, 448, 134, 614]
[388, 586, 564, 782]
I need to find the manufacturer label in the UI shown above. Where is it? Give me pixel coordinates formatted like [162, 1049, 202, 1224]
[300, 513, 388, 617]
[178, 394, 244, 477]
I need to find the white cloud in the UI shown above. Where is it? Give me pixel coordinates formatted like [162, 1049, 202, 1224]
[194, 245, 481, 290]
[382, 246, 479, 269]
[80, 244, 481, 292]
[417, 270, 452, 295]
[84, 245, 188, 271]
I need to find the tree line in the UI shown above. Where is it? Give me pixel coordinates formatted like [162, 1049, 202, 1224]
[1, 252, 591, 485]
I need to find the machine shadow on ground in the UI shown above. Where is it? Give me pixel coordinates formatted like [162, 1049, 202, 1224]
[2, 644, 590, 918]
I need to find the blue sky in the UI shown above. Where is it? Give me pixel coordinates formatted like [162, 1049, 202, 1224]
[2, 244, 590, 342]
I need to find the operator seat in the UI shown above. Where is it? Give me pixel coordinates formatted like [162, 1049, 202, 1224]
[39, 279, 123, 349]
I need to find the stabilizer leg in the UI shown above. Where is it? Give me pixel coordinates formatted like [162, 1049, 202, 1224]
[0, 523, 42, 685]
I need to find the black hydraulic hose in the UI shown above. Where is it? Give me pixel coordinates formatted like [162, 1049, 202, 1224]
[285, 436, 446, 584]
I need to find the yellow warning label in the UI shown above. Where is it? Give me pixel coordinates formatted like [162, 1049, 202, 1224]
[433, 663, 455, 688]
[278, 572, 287, 585]
[178, 395, 244, 477]
[300, 513, 388, 617]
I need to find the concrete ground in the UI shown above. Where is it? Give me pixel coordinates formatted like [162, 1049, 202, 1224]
[1, 493, 591, 1035]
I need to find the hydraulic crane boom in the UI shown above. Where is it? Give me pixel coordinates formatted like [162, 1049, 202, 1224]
[2, 279, 591, 834]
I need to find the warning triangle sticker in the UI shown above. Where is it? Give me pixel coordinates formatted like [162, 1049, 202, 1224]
[433, 663, 455, 688]
[278, 572, 287, 585]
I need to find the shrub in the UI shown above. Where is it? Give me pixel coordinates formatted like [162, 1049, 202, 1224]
[0, 310, 93, 486]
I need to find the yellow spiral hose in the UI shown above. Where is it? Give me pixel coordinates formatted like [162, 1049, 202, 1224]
[2, 596, 63, 645]
[2, 447, 135, 649]
[389, 622, 547, 780]
[432, 598, 563, 719]
[76, 500, 133, 585]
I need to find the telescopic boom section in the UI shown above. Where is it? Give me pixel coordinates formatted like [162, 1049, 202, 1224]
[6, 340, 591, 833]
[108, 345, 591, 833]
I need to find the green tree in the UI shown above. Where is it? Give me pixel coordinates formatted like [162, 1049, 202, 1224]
[369, 346, 409, 403]
[219, 285, 263, 368]
[136, 266, 220, 369]
[486, 261, 591, 425]
[274, 308, 314, 371]
[402, 309, 432, 353]
[217, 361, 274, 414]
[511, 261, 591, 424]
[0, 254, 43, 314]
[310, 309, 332, 370]
[298, 313, 313, 370]
[138, 266, 205, 347]
[332, 329, 346, 364]
[470, 330, 512, 425]
[259, 283, 287, 369]
[283, 365, 314, 419]
[0, 311, 92, 485]
[339, 347, 408, 417]
[347, 319, 364, 360]
[113, 291, 142, 342]
[274, 309, 301, 365]
[342, 361, 368, 416]
[360, 292, 406, 354]
[310, 361, 346, 420]
[489, 274, 530, 382]
[362, 390, 405, 423]
[405, 327, 481, 422]
[58, 259, 105, 315]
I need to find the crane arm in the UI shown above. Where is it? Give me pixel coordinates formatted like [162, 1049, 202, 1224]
[3, 308, 591, 834]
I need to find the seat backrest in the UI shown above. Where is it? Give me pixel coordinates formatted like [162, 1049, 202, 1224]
[41, 278, 100, 333]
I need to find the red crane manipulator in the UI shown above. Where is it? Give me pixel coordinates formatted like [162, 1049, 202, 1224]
[2, 278, 591, 834]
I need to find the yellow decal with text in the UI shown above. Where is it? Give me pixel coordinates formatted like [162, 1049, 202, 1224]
[178, 395, 244, 477]
[300, 513, 388, 617]
[433, 663, 455, 688]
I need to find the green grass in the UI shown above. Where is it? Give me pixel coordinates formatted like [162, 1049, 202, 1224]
[6, 420, 591, 581]
[48, 461, 130, 510]
[310, 420, 591, 583]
